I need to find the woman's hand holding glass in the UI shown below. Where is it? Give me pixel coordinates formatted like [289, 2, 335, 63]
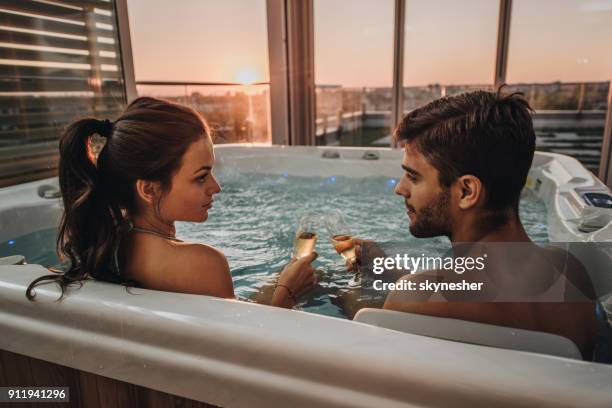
[273, 252, 318, 307]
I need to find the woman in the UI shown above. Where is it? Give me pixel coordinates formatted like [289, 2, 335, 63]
[26, 97, 316, 308]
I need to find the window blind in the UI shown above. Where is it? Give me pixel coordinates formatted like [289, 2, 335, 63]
[0, 0, 126, 187]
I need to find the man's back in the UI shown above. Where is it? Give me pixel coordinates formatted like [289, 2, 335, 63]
[383, 246, 598, 359]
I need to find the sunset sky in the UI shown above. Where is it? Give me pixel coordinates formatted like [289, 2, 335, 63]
[127, 0, 612, 88]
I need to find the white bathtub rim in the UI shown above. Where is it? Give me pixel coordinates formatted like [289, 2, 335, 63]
[2, 264, 612, 408]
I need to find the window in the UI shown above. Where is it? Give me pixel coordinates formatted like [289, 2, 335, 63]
[314, 0, 394, 146]
[403, 0, 498, 112]
[0, 0, 126, 187]
[127, 0, 271, 143]
[506, 0, 612, 173]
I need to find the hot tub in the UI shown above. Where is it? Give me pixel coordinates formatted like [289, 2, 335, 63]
[1, 145, 612, 407]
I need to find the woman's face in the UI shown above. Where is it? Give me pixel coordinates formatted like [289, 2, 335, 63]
[160, 136, 221, 222]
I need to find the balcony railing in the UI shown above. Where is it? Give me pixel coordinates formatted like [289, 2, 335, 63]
[314, 82, 609, 172]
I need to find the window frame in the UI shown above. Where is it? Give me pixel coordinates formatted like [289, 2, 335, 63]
[114, 0, 612, 186]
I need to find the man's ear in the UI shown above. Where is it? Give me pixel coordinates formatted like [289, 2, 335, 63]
[455, 175, 483, 210]
[135, 179, 161, 205]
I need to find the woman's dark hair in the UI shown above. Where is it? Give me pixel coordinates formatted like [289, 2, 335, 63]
[394, 89, 535, 211]
[26, 97, 210, 300]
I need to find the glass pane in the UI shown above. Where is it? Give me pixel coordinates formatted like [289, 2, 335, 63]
[403, 0, 498, 112]
[0, 0, 126, 187]
[314, 0, 394, 146]
[506, 0, 612, 174]
[127, 0, 271, 143]
[136, 84, 271, 144]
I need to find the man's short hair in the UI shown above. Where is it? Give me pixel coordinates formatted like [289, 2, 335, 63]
[394, 90, 536, 210]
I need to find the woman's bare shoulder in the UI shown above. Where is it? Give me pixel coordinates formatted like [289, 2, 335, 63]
[174, 242, 228, 266]
[136, 241, 234, 298]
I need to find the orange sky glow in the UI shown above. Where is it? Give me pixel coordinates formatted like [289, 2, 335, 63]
[127, 0, 612, 88]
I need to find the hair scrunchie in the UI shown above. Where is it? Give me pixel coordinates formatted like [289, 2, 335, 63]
[98, 119, 114, 138]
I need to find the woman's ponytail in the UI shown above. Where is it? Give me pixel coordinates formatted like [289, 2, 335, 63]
[26, 118, 126, 300]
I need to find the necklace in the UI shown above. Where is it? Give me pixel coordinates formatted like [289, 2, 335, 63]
[130, 224, 183, 242]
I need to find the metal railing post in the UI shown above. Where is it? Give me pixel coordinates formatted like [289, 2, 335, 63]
[266, 0, 290, 145]
[114, 0, 137, 103]
[284, 0, 315, 145]
[494, 0, 512, 89]
[391, 0, 406, 147]
[599, 83, 612, 187]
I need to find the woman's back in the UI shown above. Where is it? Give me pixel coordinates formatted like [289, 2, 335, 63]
[122, 230, 234, 298]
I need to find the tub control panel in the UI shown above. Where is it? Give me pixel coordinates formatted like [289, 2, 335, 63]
[582, 192, 612, 209]
[577, 190, 612, 233]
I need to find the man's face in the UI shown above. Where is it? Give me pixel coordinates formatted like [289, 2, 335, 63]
[394, 143, 452, 238]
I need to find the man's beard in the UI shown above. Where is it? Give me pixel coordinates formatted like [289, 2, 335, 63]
[408, 188, 451, 238]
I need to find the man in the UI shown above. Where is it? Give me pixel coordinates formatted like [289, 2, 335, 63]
[371, 90, 598, 359]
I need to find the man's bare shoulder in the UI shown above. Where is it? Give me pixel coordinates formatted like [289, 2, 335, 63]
[383, 270, 449, 315]
[382, 266, 492, 313]
[383, 269, 449, 309]
[542, 245, 596, 300]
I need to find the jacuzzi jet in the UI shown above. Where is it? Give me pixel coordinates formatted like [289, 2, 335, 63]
[37, 185, 61, 199]
[362, 151, 380, 160]
[321, 150, 340, 159]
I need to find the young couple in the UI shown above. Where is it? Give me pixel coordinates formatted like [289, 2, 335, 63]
[27, 91, 604, 360]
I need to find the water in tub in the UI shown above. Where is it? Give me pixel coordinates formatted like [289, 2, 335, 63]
[1, 172, 548, 319]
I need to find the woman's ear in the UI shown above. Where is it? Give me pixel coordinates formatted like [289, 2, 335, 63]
[455, 175, 483, 210]
[135, 179, 160, 205]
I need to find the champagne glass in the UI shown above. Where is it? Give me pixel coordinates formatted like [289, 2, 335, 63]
[292, 211, 318, 259]
[324, 210, 361, 287]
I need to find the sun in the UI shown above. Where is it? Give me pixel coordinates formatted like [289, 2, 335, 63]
[235, 69, 259, 85]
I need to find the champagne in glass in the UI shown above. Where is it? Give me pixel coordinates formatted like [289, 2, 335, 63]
[324, 210, 361, 287]
[293, 211, 318, 259]
[330, 234, 356, 262]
